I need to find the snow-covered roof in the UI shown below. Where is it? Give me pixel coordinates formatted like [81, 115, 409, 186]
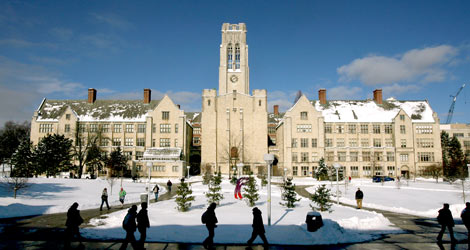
[268, 113, 284, 123]
[37, 99, 161, 122]
[142, 147, 182, 161]
[312, 98, 435, 123]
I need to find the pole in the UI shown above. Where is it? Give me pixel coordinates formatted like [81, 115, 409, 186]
[146, 162, 152, 205]
[268, 162, 271, 226]
[336, 168, 339, 205]
[187, 166, 190, 178]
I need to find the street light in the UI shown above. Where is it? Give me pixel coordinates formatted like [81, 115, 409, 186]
[264, 154, 274, 226]
[187, 166, 191, 179]
[237, 162, 243, 179]
[146, 161, 152, 205]
[333, 163, 341, 205]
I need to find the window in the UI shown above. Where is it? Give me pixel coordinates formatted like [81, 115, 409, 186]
[208, 100, 211, 106]
[259, 100, 261, 106]
[361, 138, 369, 147]
[337, 125, 344, 134]
[301, 152, 309, 162]
[349, 124, 357, 134]
[384, 125, 392, 134]
[292, 152, 298, 162]
[113, 138, 121, 146]
[337, 138, 345, 147]
[301, 112, 308, 120]
[174, 139, 178, 147]
[268, 126, 276, 134]
[373, 124, 381, 134]
[152, 166, 165, 172]
[65, 124, 70, 133]
[351, 166, 359, 177]
[301, 138, 309, 148]
[293, 166, 298, 176]
[194, 127, 201, 134]
[125, 124, 134, 133]
[123, 151, 132, 160]
[271, 138, 276, 144]
[374, 166, 383, 176]
[401, 139, 407, 148]
[152, 139, 156, 147]
[349, 138, 358, 147]
[350, 152, 358, 161]
[362, 152, 371, 162]
[100, 138, 110, 147]
[138, 124, 146, 133]
[325, 124, 332, 134]
[102, 124, 110, 133]
[418, 152, 434, 162]
[464, 141, 470, 147]
[360, 124, 369, 134]
[385, 139, 393, 147]
[89, 124, 98, 132]
[400, 114, 405, 121]
[125, 138, 133, 146]
[297, 124, 312, 133]
[338, 152, 346, 161]
[400, 125, 406, 134]
[66, 114, 70, 120]
[387, 152, 395, 162]
[326, 151, 334, 161]
[175, 123, 179, 133]
[417, 138, 434, 148]
[193, 137, 200, 145]
[152, 124, 156, 133]
[162, 111, 170, 120]
[301, 166, 309, 176]
[374, 152, 382, 161]
[453, 133, 464, 138]
[291, 138, 298, 148]
[416, 125, 433, 134]
[79, 124, 86, 133]
[311, 138, 317, 148]
[235, 44, 240, 69]
[160, 124, 171, 133]
[170, 165, 179, 172]
[114, 124, 122, 133]
[400, 154, 409, 162]
[137, 138, 145, 147]
[136, 151, 144, 160]
[325, 138, 333, 147]
[39, 124, 53, 133]
[363, 166, 372, 176]
[227, 44, 233, 69]
[160, 138, 170, 147]
[311, 152, 318, 162]
[373, 138, 382, 147]
[387, 166, 395, 176]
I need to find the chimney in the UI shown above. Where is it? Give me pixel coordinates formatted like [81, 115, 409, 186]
[88, 88, 96, 103]
[273, 105, 279, 115]
[318, 89, 326, 105]
[373, 89, 383, 104]
[177, 104, 181, 109]
[144, 88, 151, 104]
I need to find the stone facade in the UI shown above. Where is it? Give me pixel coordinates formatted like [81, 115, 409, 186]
[440, 123, 470, 161]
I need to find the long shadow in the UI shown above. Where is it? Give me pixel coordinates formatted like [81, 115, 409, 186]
[0, 204, 53, 219]
[0, 182, 76, 199]
[273, 209, 294, 226]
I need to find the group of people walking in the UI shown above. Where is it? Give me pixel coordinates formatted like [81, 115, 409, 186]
[120, 202, 150, 250]
[437, 202, 470, 243]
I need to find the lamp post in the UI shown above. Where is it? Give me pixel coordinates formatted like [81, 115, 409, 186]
[333, 163, 341, 205]
[146, 161, 152, 205]
[264, 154, 274, 226]
[187, 166, 190, 179]
[237, 162, 243, 179]
[284, 168, 287, 181]
[232, 167, 236, 179]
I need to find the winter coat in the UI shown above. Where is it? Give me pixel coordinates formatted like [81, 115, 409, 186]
[123, 210, 137, 232]
[462, 208, 470, 226]
[437, 207, 455, 227]
[66, 207, 83, 228]
[153, 185, 159, 193]
[101, 189, 108, 200]
[167, 181, 172, 187]
[355, 190, 363, 200]
[203, 208, 218, 227]
[137, 209, 150, 229]
[119, 190, 127, 198]
[252, 208, 265, 234]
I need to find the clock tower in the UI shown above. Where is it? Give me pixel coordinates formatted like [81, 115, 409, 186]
[218, 23, 249, 95]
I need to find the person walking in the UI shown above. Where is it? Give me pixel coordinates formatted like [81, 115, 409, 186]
[167, 180, 173, 192]
[355, 188, 363, 209]
[153, 184, 160, 201]
[120, 205, 138, 250]
[64, 202, 84, 248]
[100, 188, 110, 211]
[437, 203, 457, 243]
[246, 207, 269, 247]
[202, 202, 218, 249]
[119, 187, 127, 208]
[137, 202, 150, 249]
[461, 202, 470, 240]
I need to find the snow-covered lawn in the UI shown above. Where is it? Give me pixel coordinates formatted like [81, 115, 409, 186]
[0, 177, 168, 218]
[83, 179, 399, 245]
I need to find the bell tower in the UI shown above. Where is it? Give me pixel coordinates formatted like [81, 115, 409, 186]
[218, 23, 249, 95]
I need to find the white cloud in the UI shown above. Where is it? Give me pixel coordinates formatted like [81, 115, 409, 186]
[337, 45, 458, 85]
[381, 83, 421, 97]
[267, 90, 298, 112]
[328, 86, 363, 100]
[90, 13, 132, 30]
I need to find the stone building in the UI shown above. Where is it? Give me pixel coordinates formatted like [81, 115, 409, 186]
[30, 88, 192, 178]
[201, 23, 268, 175]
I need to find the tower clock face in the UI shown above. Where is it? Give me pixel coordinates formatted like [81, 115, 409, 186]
[230, 75, 238, 83]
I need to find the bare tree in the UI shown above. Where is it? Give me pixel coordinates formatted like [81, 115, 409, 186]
[1, 176, 29, 199]
[424, 164, 442, 183]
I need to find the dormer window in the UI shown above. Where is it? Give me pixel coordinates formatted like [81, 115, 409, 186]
[66, 114, 70, 120]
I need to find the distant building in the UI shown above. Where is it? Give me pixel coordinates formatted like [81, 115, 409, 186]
[440, 123, 470, 161]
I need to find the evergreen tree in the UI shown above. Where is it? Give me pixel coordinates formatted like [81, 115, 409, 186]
[230, 175, 238, 185]
[243, 173, 259, 207]
[315, 158, 329, 181]
[175, 178, 195, 212]
[86, 141, 104, 178]
[206, 172, 224, 205]
[310, 184, 332, 212]
[106, 147, 127, 177]
[0, 121, 30, 166]
[34, 134, 73, 177]
[280, 177, 300, 208]
[442, 131, 467, 182]
[10, 139, 34, 177]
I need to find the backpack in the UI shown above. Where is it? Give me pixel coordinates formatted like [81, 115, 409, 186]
[201, 211, 208, 224]
[123, 213, 131, 230]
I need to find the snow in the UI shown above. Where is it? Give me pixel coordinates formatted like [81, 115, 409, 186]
[82, 179, 398, 245]
[0, 177, 166, 218]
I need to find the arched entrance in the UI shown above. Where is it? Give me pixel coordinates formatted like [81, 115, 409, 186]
[401, 165, 410, 179]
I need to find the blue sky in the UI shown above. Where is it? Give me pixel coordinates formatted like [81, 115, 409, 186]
[0, 0, 469, 126]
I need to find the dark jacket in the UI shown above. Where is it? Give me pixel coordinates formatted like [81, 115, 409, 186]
[204, 208, 218, 227]
[137, 209, 150, 229]
[124, 209, 137, 232]
[461, 208, 470, 226]
[355, 190, 364, 200]
[65, 207, 83, 228]
[438, 207, 455, 227]
[252, 208, 265, 233]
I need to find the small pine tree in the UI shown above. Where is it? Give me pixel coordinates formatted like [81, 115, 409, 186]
[261, 175, 268, 188]
[243, 174, 259, 207]
[230, 176, 238, 185]
[175, 178, 195, 212]
[310, 184, 332, 212]
[315, 158, 329, 181]
[206, 172, 224, 205]
[280, 178, 300, 208]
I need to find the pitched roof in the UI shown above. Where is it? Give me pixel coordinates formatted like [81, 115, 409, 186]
[268, 112, 284, 123]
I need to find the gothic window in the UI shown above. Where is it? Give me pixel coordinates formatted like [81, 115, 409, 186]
[227, 44, 233, 69]
[235, 44, 240, 69]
